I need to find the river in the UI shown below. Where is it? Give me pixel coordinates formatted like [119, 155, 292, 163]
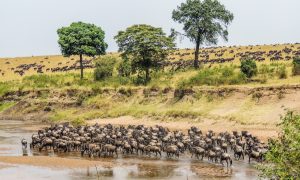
[0, 120, 259, 180]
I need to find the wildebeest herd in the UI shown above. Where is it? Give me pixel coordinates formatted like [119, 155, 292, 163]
[1, 43, 299, 78]
[13, 59, 94, 76]
[24, 123, 269, 167]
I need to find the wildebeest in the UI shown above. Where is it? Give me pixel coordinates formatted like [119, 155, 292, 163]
[27, 123, 269, 167]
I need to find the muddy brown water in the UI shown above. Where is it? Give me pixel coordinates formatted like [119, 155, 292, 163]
[0, 120, 259, 180]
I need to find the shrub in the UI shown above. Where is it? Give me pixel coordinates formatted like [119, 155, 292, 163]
[133, 74, 148, 85]
[76, 93, 86, 106]
[277, 65, 287, 79]
[259, 64, 273, 76]
[94, 56, 117, 81]
[185, 66, 246, 86]
[221, 66, 234, 77]
[292, 56, 300, 75]
[240, 58, 257, 78]
[0, 82, 13, 97]
[257, 111, 300, 179]
[118, 60, 132, 77]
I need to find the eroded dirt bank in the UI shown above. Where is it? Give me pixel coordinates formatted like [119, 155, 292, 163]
[1, 85, 299, 137]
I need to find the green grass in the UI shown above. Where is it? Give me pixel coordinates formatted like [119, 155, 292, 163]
[0, 59, 300, 126]
[0, 102, 16, 112]
[0, 61, 298, 94]
[177, 65, 247, 88]
[0, 82, 15, 97]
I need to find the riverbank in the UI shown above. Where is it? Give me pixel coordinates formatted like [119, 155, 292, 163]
[1, 84, 297, 140]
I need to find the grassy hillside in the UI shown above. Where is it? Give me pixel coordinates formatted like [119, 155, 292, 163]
[1, 43, 300, 133]
[1, 43, 299, 81]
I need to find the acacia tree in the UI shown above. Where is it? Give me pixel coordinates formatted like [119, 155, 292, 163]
[114, 24, 175, 83]
[57, 22, 108, 79]
[172, 0, 234, 68]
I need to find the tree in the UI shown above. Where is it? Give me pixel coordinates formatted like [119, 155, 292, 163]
[258, 111, 300, 179]
[57, 22, 108, 79]
[172, 0, 234, 68]
[240, 57, 257, 78]
[114, 24, 175, 83]
[94, 56, 117, 81]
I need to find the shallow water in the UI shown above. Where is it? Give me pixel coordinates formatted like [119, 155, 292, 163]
[0, 120, 259, 179]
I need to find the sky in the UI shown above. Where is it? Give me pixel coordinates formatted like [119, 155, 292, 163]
[0, 0, 299, 57]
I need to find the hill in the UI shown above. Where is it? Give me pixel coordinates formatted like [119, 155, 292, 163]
[1, 43, 300, 81]
[1, 43, 300, 140]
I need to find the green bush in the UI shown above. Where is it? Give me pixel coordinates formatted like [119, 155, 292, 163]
[133, 74, 148, 85]
[118, 60, 132, 77]
[277, 65, 287, 79]
[259, 63, 288, 79]
[292, 56, 300, 75]
[258, 111, 300, 179]
[94, 56, 117, 81]
[221, 66, 234, 77]
[0, 82, 13, 97]
[76, 93, 86, 106]
[259, 64, 274, 76]
[240, 58, 257, 78]
[178, 66, 247, 87]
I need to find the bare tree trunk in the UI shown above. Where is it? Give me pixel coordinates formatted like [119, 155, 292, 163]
[79, 54, 84, 79]
[194, 29, 202, 69]
[194, 38, 201, 69]
[145, 68, 150, 83]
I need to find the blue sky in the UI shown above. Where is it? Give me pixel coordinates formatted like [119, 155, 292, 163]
[0, 0, 299, 57]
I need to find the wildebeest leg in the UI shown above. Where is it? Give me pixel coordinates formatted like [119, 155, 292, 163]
[88, 151, 92, 158]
